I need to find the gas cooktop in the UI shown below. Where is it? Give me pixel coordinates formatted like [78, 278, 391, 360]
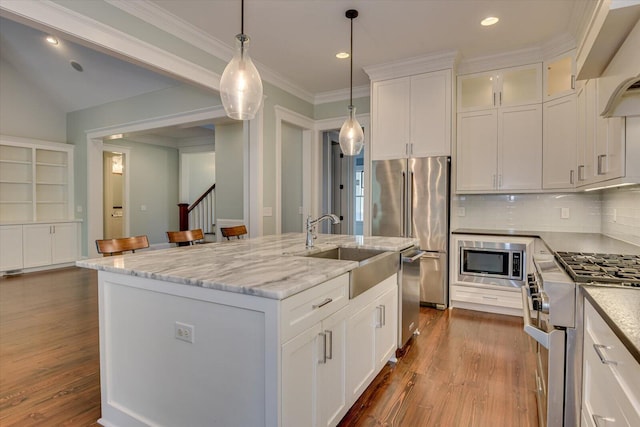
[555, 252, 640, 286]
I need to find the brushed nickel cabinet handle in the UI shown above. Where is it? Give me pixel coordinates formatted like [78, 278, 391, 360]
[597, 154, 607, 175]
[570, 170, 575, 185]
[312, 298, 332, 309]
[578, 165, 585, 181]
[318, 332, 327, 364]
[325, 330, 333, 360]
[593, 344, 617, 365]
[571, 75, 576, 90]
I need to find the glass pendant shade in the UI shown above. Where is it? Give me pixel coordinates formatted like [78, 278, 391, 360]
[339, 106, 364, 156]
[220, 34, 263, 120]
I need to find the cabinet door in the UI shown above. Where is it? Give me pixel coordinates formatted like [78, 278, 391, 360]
[371, 78, 410, 160]
[498, 104, 542, 191]
[51, 222, 77, 264]
[544, 52, 575, 101]
[543, 95, 577, 189]
[456, 110, 498, 191]
[0, 225, 23, 271]
[499, 64, 542, 108]
[410, 70, 451, 156]
[22, 224, 53, 268]
[317, 308, 348, 427]
[576, 83, 595, 185]
[458, 71, 496, 112]
[602, 117, 626, 180]
[374, 286, 398, 369]
[345, 303, 376, 402]
[282, 323, 321, 427]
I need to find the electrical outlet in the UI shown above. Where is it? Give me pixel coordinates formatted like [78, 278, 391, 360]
[561, 207, 570, 219]
[613, 208, 617, 222]
[140, 205, 147, 211]
[457, 207, 466, 217]
[175, 322, 194, 344]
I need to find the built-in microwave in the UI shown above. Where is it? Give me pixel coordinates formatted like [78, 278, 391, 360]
[458, 240, 526, 287]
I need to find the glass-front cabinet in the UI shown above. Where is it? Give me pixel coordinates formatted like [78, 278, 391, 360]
[458, 63, 542, 113]
[544, 51, 576, 101]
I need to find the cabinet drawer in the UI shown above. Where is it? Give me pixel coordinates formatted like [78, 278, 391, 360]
[281, 274, 349, 343]
[585, 302, 640, 403]
[451, 284, 522, 309]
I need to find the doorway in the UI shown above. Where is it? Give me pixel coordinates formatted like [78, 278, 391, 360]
[322, 130, 365, 235]
[102, 150, 127, 239]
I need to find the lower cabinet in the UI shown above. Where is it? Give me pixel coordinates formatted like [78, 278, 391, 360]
[581, 300, 640, 426]
[450, 283, 523, 317]
[1, 221, 78, 273]
[346, 275, 398, 403]
[23, 222, 78, 268]
[281, 306, 348, 427]
[282, 273, 398, 427]
[0, 225, 23, 271]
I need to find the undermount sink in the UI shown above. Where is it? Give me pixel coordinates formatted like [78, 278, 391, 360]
[305, 247, 399, 299]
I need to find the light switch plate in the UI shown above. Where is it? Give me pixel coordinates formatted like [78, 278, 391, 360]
[263, 207, 272, 217]
[457, 207, 466, 217]
[561, 207, 570, 219]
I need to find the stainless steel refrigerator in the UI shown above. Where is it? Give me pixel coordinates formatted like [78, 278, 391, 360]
[371, 156, 449, 309]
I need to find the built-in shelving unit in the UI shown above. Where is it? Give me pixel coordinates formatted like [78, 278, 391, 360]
[0, 136, 73, 222]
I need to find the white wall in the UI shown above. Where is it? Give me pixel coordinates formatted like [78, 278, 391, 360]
[601, 185, 640, 246]
[0, 57, 67, 142]
[451, 192, 602, 233]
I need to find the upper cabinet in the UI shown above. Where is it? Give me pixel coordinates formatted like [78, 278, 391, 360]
[0, 136, 74, 223]
[371, 69, 452, 160]
[543, 94, 577, 190]
[544, 51, 576, 101]
[456, 63, 542, 193]
[458, 63, 542, 113]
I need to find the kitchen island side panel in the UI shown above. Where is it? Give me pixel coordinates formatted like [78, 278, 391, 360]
[98, 271, 280, 427]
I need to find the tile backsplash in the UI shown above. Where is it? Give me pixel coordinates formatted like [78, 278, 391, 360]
[451, 186, 640, 247]
[601, 185, 640, 246]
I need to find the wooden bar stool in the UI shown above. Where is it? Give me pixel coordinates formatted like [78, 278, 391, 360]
[166, 229, 204, 246]
[96, 235, 149, 256]
[220, 225, 247, 240]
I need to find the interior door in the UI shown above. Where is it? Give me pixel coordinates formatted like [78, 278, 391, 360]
[103, 151, 125, 239]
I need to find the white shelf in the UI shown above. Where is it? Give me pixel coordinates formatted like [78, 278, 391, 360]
[0, 159, 31, 165]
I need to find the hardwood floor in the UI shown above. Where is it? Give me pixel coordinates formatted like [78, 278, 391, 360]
[0, 268, 101, 426]
[0, 267, 537, 426]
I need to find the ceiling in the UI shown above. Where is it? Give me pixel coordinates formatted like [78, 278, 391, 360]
[1, 0, 588, 118]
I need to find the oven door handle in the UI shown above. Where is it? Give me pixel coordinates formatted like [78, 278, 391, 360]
[521, 287, 552, 349]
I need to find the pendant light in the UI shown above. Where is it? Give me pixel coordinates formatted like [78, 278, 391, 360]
[220, 0, 263, 120]
[338, 9, 365, 156]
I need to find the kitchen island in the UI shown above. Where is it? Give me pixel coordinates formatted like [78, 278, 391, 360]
[77, 233, 416, 427]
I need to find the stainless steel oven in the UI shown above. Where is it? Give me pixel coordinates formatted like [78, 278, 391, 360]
[458, 240, 525, 287]
[522, 253, 577, 427]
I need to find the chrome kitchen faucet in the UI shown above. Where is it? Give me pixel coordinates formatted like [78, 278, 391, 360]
[305, 214, 340, 248]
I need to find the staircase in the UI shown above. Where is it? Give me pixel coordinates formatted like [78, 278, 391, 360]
[178, 183, 216, 240]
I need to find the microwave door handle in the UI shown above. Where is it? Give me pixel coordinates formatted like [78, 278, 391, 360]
[521, 287, 551, 349]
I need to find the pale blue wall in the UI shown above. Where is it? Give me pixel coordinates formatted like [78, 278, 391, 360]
[214, 122, 244, 220]
[0, 57, 67, 142]
[281, 122, 303, 232]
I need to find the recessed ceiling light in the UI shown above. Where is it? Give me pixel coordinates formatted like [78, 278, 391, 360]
[45, 35, 59, 45]
[336, 52, 349, 59]
[481, 16, 499, 26]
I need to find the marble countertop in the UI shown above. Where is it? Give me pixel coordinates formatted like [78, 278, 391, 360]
[582, 286, 640, 364]
[452, 229, 640, 255]
[77, 233, 417, 300]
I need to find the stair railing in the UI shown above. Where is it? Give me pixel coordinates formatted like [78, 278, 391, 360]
[178, 183, 215, 234]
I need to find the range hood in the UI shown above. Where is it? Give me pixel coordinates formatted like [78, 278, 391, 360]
[577, 1, 640, 117]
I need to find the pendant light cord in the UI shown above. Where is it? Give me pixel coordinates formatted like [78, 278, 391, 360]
[241, 0, 244, 35]
[349, 14, 353, 107]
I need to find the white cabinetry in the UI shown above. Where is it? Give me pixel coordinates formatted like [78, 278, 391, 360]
[456, 64, 542, 193]
[371, 69, 451, 160]
[543, 94, 577, 189]
[544, 51, 576, 101]
[581, 300, 640, 426]
[0, 136, 74, 222]
[281, 271, 398, 427]
[457, 104, 542, 192]
[22, 222, 78, 268]
[346, 274, 397, 402]
[0, 225, 23, 271]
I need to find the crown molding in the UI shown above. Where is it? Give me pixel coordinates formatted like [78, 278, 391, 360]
[457, 46, 543, 75]
[541, 32, 577, 60]
[0, 0, 221, 91]
[107, 0, 315, 104]
[364, 50, 459, 82]
[314, 85, 370, 105]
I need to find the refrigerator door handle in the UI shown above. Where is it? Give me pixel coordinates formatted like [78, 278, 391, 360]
[421, 252, 442, 259]
[401, 171, 406, 236]
[408, 171, 414, 238]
